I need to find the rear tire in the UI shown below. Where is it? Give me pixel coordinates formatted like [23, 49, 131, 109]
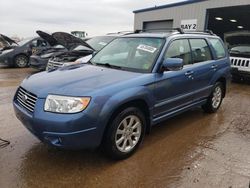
[14, 55, 29, 68]
[202, 82, 224, 113]
[103, 107, 146, 160]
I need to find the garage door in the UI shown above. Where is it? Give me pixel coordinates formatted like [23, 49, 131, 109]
[143, 20, 173, 31]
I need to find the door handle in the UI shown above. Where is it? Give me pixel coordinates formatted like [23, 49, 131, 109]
[211, 64, 218, 69]
[185, 71, 194, 76]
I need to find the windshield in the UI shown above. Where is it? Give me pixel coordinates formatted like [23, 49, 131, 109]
[230, 46, 250, 53]
[90, 37, 164, 72]
[18, 38, 33, 46]
[86, 36, 116, 51]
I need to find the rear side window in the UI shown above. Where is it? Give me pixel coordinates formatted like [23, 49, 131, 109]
[189, 39, 212, 63]
[209, 38, 226, 59]
[165, 39, 192, 65]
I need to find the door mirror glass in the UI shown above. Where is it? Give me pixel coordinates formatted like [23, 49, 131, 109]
[161, 58, 184, 72]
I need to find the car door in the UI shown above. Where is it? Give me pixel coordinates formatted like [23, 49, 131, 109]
[31, 39, 49, 55]
[153, 39, 195, 120]
[188, 38, 215, 101]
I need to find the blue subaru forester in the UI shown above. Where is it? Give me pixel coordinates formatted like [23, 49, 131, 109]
[13, 29, 231, 159]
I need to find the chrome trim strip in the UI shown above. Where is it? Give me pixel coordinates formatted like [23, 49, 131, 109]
[153, 99, 207, 122]
[154, 85, 213, 108]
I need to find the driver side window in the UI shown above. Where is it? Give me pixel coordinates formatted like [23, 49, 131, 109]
[37, 39, 47, 47]
[165, 39, 192, 65]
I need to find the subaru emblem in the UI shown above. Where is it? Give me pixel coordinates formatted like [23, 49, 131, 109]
[22, 94, 28, 102]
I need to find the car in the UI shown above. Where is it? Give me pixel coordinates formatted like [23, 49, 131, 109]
[0, 35, 51, 68]
[46, 32, 94, 70]
[13, 29, 231, 159]
[46, 32, 133, 70]
[225, 31, 250, 81]
[29, 31, 67, 71]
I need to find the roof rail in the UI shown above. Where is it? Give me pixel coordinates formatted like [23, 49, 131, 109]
[106, 31, 134, 35]
[134, 28, 184, 34]
[183, 30, 215, 35]
[134, 28, 216, 36]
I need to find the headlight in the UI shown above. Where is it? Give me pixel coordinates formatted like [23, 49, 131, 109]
[62, 62, 74, 67]
[75, 55, 93, 64]
[44, 95, 91, 113]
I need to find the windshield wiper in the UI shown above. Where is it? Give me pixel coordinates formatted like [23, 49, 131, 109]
[95, 63, 122, 69]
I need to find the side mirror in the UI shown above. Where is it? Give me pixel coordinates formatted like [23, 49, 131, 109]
[161, 58, 184, 72]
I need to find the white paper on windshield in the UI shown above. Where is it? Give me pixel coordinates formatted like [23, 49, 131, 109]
[137, 44, 157, 53]
[99, 42, 107, 46]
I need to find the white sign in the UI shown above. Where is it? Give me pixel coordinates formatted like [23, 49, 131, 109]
[180, 19, 197, 31]
[137, 44, 157, 53]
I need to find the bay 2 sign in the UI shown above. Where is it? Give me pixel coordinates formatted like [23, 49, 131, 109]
[181, 19, 197, 31]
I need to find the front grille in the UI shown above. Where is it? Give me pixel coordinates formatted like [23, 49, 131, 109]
[16, 87, 37, 112]
[231, 57, 250, 68]
[47, 60, 64, 70]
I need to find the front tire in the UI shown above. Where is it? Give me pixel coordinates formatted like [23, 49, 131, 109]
[202, 82, 224, 113]
[103, 107, 146, 160]
[14, 55, 29, 68]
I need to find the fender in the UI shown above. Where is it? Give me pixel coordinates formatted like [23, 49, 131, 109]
[94, 85, 156, 143]
[210, 63, 231, 85]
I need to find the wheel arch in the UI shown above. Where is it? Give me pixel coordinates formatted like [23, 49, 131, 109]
[215, 77, 227, 98]
[100, 98, 152, 145]
[14, 53, 30, 67]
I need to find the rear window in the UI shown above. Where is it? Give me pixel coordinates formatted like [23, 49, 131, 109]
[209, 38, 226, 59]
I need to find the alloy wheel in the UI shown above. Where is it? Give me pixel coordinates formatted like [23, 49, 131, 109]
[212, 86, 222, 109]
[115, 115, 142, 153]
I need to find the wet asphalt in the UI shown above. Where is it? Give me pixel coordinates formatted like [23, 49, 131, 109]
[0, 67, 250, 188]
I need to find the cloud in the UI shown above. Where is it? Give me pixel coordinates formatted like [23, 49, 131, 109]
[0, 0, 182, 37]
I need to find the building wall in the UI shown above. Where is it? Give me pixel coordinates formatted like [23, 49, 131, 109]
[134, 0, 250, 30]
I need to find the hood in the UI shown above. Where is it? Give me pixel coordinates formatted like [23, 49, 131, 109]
[0, 34, 18, 46]
[52, 32, 94, 51]
[21, 65, 141, 98]
[36, 30, 58, 46]
[224, 31, 250, 47]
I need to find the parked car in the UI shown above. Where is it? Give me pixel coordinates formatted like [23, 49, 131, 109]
[0, 35, 51, 68]
[46, 32, 132, 70]
[29, 31, 67, 71]
[13, 29, 231, 159]
[225, 31, 250, 81]
[45, 32, 94, 70]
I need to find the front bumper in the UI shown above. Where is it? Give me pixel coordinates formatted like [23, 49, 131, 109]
[231, 67, 250, 79]
[29, 56, 48, 70]
[0, 54, 12, 66]
[13, 98, 103, 149]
